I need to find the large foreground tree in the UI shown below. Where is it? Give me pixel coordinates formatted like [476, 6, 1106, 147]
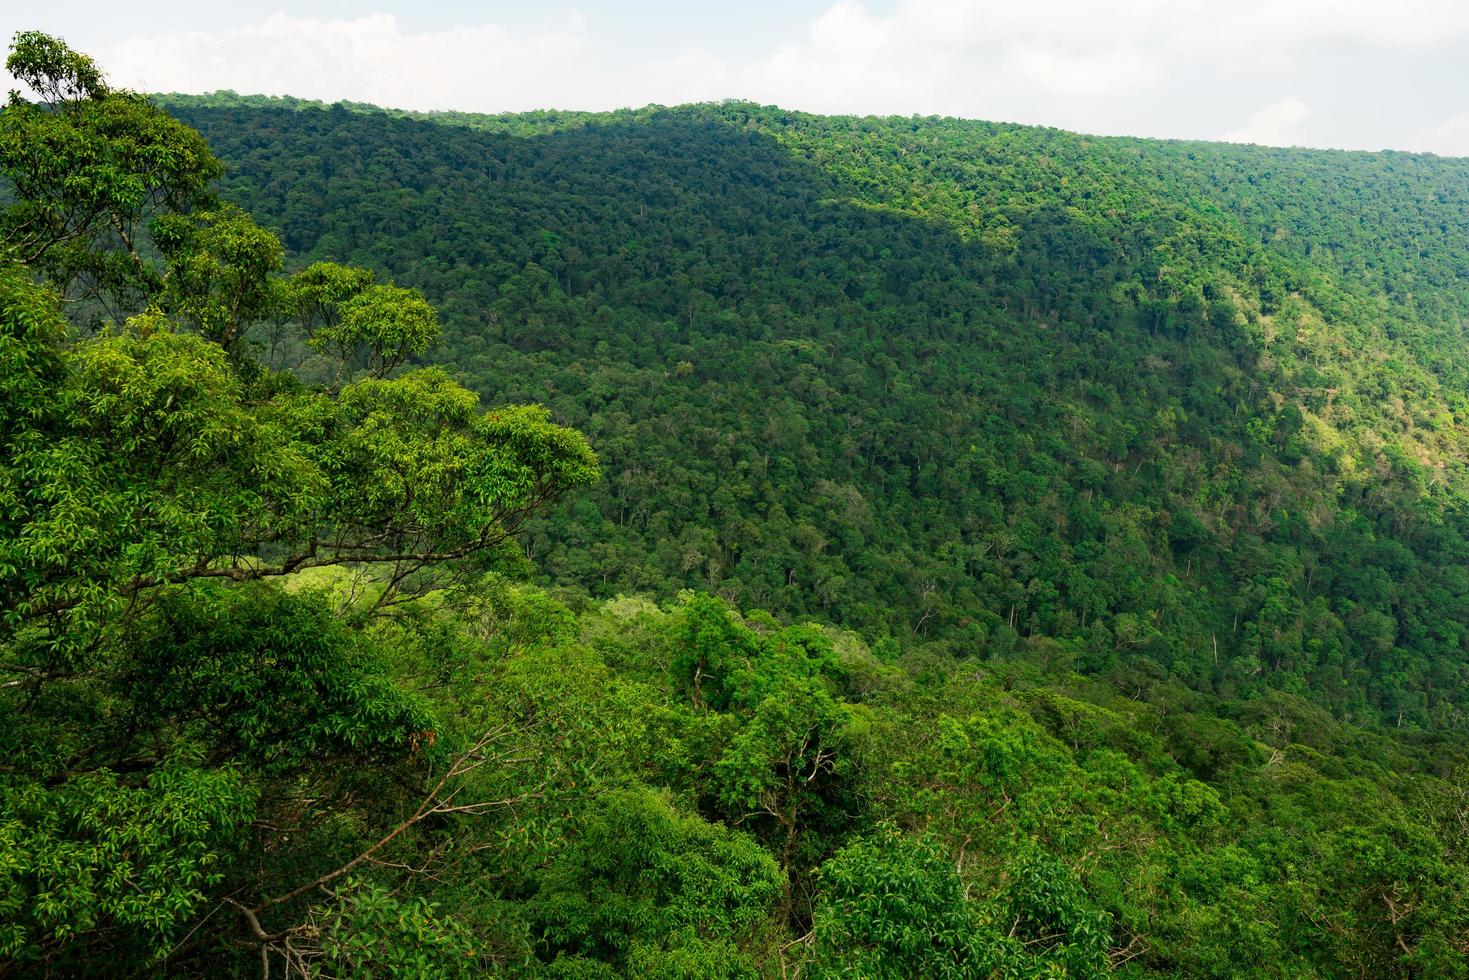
[0, 33, 597, 974]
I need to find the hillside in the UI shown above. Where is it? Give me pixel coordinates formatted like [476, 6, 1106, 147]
[165, 94, 1469, 729]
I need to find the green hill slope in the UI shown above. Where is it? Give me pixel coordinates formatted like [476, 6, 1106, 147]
[163, 94, 1469, 730]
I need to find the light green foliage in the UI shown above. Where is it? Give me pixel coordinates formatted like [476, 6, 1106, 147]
[5, 30, 106, 102]
[808, 830, 1007, 979]
[0, 262, 68, 420]
[809, 829, 1113, 978]
[0, 265, 69, 579]
[670, 593, 766, 711]
[154, 205, 284, 348]
[289, 261, 377, 333]
[318, 882, 483, 979]
[712, 678, 851, 851]
[313, 283, 440, 379]
[0, 762, 255, 967]
[2, 32, 220, 313]
[0, 314, 596, 671]
[0, 33, 602, 977]
[331, 371, 598, 566]
[998, 853, 1113, 978]
[3, 313, 311, 666]
[672, 594, 848, 712]
[532, 788, 780, 977]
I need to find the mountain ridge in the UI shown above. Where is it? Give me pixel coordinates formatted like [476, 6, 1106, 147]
[155, 89, 1469, 159]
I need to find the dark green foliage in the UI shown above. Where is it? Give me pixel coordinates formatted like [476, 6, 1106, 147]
[120, 584, 433, 771]
[162, 94, 1469, 732]
[0, 584, 431, 968]
[531, 787, 780, 977]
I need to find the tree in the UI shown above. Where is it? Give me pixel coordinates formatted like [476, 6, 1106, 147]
[312, 283, 440, 381]
[530, 787, 780, 977]
[154, 204, 284, 350]
[807, 829, 996, 978]
[0, 31, 220, 319]
[0, 33, 599, 974]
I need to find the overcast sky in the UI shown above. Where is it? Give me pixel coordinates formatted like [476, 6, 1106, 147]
[6, 0, 1469, 155]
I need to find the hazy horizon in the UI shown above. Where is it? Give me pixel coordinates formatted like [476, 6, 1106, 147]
[157, 90, 1469, 160]
[9, 1, 1469, 156]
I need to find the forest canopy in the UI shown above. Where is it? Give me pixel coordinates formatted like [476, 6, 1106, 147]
[158, 89, 1469, 732]
[1, 31, 1468, 979]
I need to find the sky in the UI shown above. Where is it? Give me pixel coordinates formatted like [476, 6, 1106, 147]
[5, 0, 1469, 155]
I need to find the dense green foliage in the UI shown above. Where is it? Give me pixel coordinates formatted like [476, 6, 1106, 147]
[162, 92, 1469, 733]
[2, 32, 1469, 978]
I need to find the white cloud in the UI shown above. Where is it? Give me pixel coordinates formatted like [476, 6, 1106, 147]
[99, 13, 595, 112]
[729, 0, 1172, 118]
[1411, 112, 1469, 157]
[1222, 97, 1311, 146]
[691, 0, 1469, 122]
[80, 0, 1469, 117]
[1008, 45, 1162, 97]
[740, 1, 954, 115]
[10, 1, 1469, 150]
[1205, 0, 1469, 50]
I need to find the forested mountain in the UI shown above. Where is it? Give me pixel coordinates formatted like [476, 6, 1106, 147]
[4, 32, 1469, 979]
[165, 93, 1469, 729]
